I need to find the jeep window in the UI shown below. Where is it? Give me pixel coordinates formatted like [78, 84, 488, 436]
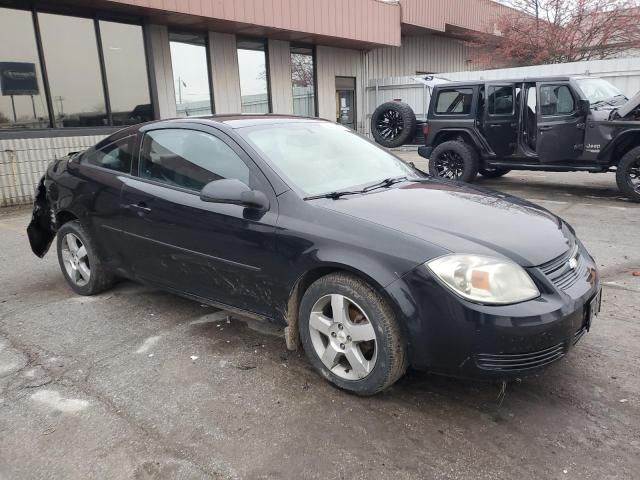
[540, 85, 575, 115]
[488, 86, 514, 115]
[435, 88, 473, 114]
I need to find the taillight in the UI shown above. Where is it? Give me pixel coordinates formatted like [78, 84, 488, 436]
[423, 124, 430, 136]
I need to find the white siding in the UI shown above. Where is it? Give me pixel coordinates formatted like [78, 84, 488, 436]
[366, 34, 474, 79]
[148, 24, 177, 118]
[210, 32, 242, 114]
[268, 39, 294, 114]
[0, 135, 108, 207]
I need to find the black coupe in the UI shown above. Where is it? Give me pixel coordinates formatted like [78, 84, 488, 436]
[28, 115, 601, 395]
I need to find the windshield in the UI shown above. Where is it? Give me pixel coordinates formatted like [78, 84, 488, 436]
[576, 78, 626, 105]
[240, 122, 419, 196]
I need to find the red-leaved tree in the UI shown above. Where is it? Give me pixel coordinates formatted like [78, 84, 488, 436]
[470, 0, 640, 67]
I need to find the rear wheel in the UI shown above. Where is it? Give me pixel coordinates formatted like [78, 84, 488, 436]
[479, 167, 511, 178]
[299, 273, 407, 396]
[616, 146, 640, 202]
[428, 140, 479, 182]
[56, 221, 115, 295]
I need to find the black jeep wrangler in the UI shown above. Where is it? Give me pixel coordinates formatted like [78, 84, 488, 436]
[418, 76, 640, 201]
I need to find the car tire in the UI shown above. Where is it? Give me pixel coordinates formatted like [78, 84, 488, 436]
[299, 272, 407, 396]
[56, 220, 115, 296]
[428, 140, 480, 182]
[479, 167, 511, 179]
[371, 101, 417, 148]
[616, 146, 640, 202]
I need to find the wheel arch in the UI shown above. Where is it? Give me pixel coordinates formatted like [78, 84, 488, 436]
[599, 129, 640, 165]
[283, 263, 407, 352]
[432, 128, 485, 155]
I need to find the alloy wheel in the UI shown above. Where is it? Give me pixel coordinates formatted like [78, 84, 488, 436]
[375, 109, 404, 140]
[434, 150, 465, 179]
[308, 294, 378, 381]
[60, 233, 91, 287]
[627, 158, 640, 193]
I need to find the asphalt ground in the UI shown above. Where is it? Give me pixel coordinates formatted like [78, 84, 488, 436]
[1, 159, 639, 479]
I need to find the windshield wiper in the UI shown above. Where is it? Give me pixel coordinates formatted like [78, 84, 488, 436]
[304, 176, 428, 201]
[303, 190, 362, 200]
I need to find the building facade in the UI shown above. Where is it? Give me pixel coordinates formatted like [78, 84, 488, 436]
[0, 0, 502, 206]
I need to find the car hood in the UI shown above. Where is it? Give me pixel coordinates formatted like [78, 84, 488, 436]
[316, 180, 572, 267]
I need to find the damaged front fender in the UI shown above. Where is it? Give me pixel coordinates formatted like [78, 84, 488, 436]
[26, 177, 55, 258]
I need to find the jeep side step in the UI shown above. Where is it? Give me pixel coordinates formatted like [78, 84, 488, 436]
[486, 162, 610, 173]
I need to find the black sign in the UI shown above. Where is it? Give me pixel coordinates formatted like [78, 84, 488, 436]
[0, 62, 39, 96]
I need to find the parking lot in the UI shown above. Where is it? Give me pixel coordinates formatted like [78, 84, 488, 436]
[1, 159, 639, 479]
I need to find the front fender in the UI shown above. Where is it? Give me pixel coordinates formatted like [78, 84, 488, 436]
[598, 127, 640, 163]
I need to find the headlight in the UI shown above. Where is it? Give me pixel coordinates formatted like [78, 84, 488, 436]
[426, 254, 540, 305]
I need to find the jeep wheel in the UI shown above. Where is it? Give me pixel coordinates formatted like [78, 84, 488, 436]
[371, 101, 417, 148]
[429, 141, 479, 182]
[479, 167, 511, 179]
[616, 146, 640, 202]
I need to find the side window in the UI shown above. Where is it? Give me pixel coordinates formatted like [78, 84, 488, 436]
[488, 86, 514, 115]
[139, 129, 250, 191]
[82, 136, 133, 173]
[540, 85, 575, 115]
[435, 88, 473, 115]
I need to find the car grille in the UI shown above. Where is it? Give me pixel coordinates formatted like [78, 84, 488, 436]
[538, 242, 588, 291]
[476, 343, 565, 372]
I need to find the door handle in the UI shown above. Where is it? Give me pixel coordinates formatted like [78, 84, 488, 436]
[125, 202, 151, 214]
[539, 126, 553, 131]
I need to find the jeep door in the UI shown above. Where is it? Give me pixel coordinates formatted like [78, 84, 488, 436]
[536, 82, 586, 163]
[482, 83, 519, 157]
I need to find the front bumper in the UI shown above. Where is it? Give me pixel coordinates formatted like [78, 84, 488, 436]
[418, 145, 433, 159]
[385, 244, 600, 379]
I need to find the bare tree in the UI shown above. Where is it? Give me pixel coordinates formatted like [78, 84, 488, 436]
[290, 53, 314, 87]
[470, 0, 640, 67]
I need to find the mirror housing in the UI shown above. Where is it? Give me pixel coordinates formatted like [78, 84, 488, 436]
[200, 178, 269, 210]
[578, 98, 591, 114]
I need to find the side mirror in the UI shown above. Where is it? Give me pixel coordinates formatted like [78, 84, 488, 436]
[578, 99, 590, 114]
[200, 178, 269, 210]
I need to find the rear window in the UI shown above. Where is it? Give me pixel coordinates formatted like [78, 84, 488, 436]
[435, 88, 473, 114]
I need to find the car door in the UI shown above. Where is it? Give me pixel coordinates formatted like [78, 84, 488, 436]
[536, 83, 586, 163]
[119, 124, 280, 316]
[482, 83, 519, 157]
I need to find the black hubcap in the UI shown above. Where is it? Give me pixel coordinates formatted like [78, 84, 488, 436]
[627, 158, 640, 192]
[375, 110, 403, 139]
[434, 151, 465, 180]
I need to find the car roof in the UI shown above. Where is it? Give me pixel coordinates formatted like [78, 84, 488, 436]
[193, 114, 328, 129]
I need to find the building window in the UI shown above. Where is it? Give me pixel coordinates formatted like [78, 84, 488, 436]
[38, 12, 107, 127]
[169, 32, 212, 117]
[237, 39, 270, 114]
[290, 46, 316, 117]
[99, 21, 153, 126]
[0, 7, 153, 130]
[0, 7, 49, 129]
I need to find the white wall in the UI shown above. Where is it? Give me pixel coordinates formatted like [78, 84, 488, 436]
[147, 24, 177, 118]
[209, 32, 242, 113]
[268, 39, 294, 114]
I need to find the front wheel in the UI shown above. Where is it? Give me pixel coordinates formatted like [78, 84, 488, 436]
[479, 167, 511, 179]
[428, 141, 479, 183]
[299, 273, 407, 396]
[616, 146, 640, 202]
